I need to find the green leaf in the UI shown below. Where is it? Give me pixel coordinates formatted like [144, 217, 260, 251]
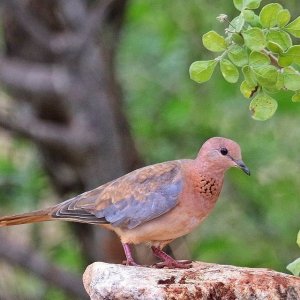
[278, 45, 300, 67]
[297, 231, 300, 248]
[282, 68, 300, 91]
[233, 0, 243, 11]
[287, 258, 300, 276]
[220, 59, 239, 83]
[233, 0, 262, 10]
[278, 56, 292, 67]
[261, 73, 283, 94]
[244, 0, 262, 10]
[229, 15, 245, 33]
[292, 91, 300, 102]
[228, 45, 248, 67]
[243, 10, 260, 27]
[252, 65, 278, 88]
[262, 77, 284, 94]
[249, 51, 270, 67]
[240, 80, 258, 98]
[189, 60, 218, 83]
[249, 92, 278, 121]
[242, 27, 266, 51]
[287, 46, 300, 64]
[259, 3, 283, 28]
[231, 33, 244, 46]
[277, 9, 291, 27]
[242, 65, 257, 87]
[267, 41, 283, 54]
[202, 31, 227, 52]
[266, 30, 292, 51]
[285, 16, 300, 38]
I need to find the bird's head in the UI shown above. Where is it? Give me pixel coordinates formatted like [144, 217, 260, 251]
[196, 137, 250, 176]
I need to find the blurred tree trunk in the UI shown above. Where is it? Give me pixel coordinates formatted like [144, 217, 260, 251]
[0, 0, 142, 264]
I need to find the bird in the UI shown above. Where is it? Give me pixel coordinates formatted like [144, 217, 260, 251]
[0, 137, 250, 268]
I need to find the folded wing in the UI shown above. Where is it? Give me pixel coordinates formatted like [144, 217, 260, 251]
[52, 161, 184, 229]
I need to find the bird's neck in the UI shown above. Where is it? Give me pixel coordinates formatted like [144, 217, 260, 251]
[195, 160, 227, 181]
[183, 160, 225, 212]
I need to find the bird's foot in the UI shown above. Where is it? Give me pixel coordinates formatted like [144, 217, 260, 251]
[151, 246, 192, 269]
[152, 259, 192, 269]
[122, 259, 141, 267]
[122, 243, 141, 267]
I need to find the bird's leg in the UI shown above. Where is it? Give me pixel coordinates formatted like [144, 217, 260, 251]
[151, 246, 192, 269]
[122, 243, 140, 266]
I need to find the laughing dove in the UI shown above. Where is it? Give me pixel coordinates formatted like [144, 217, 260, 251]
[0, 137, 250, 268]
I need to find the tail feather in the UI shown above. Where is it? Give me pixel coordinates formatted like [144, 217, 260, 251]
[0, 208, 53, 226]
[0, 194, 108, 227]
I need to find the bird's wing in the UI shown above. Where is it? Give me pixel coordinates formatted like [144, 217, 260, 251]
[52, 161, 184, 229]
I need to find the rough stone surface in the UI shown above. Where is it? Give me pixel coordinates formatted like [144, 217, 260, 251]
[83, 261, 300, 299]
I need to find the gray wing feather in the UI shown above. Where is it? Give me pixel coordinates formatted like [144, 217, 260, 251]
[52, 161, 184, 229]
[98, 180, 182, 229]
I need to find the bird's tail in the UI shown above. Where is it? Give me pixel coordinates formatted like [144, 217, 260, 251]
[0, 208, 53, 226]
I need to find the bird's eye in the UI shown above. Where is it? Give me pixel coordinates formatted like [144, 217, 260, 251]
[220, 147, 228, 155]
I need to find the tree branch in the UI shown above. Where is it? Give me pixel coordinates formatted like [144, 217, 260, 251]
[0, 108, 96, 153]
[54, 0, 116, 54]
[82, 0, 115, 40]
[0, 233, 88, 299]
[57, 0, 88, 30]
[3, 0, 115, 55]
[0, 57, 70, 97]
[263, 50, 281, 69]
[2, 0, 57, 52]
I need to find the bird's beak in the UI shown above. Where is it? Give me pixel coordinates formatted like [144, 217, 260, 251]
[234, 159, 250, 176]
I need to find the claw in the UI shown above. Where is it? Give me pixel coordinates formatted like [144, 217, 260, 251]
[152, 260, 192, 269]
[151, 246, 193, 269]
[122, 259, 141, 267]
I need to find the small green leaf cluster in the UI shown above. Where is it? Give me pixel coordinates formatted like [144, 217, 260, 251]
[189, 1, 300, 121]
[287, 231, 300, 276]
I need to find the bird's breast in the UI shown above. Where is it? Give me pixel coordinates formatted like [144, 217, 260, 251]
[181, 170, 223, 221]
[193, 175, 220, 199]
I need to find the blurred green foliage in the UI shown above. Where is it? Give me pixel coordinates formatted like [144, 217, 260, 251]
[0, 141, 48, 210]
[287, 230, 300, 276]
[0, 141, 84, 299]
[118, 0, 300, 273]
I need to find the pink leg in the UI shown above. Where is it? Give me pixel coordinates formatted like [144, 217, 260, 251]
[151, 246, 192, 269]
[122, 243, 140, 266]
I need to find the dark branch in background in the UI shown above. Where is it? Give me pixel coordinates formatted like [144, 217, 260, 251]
[79, 0, 115, 44]
[2, 0, 55, 52]
[57, 0, 88, 30]
[0, 108, 96, 154]
[3, 0, 115, 55]
[0, 57, 70, 97]
[52, 0, 116, 54]
[0, 233, 88, 299]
